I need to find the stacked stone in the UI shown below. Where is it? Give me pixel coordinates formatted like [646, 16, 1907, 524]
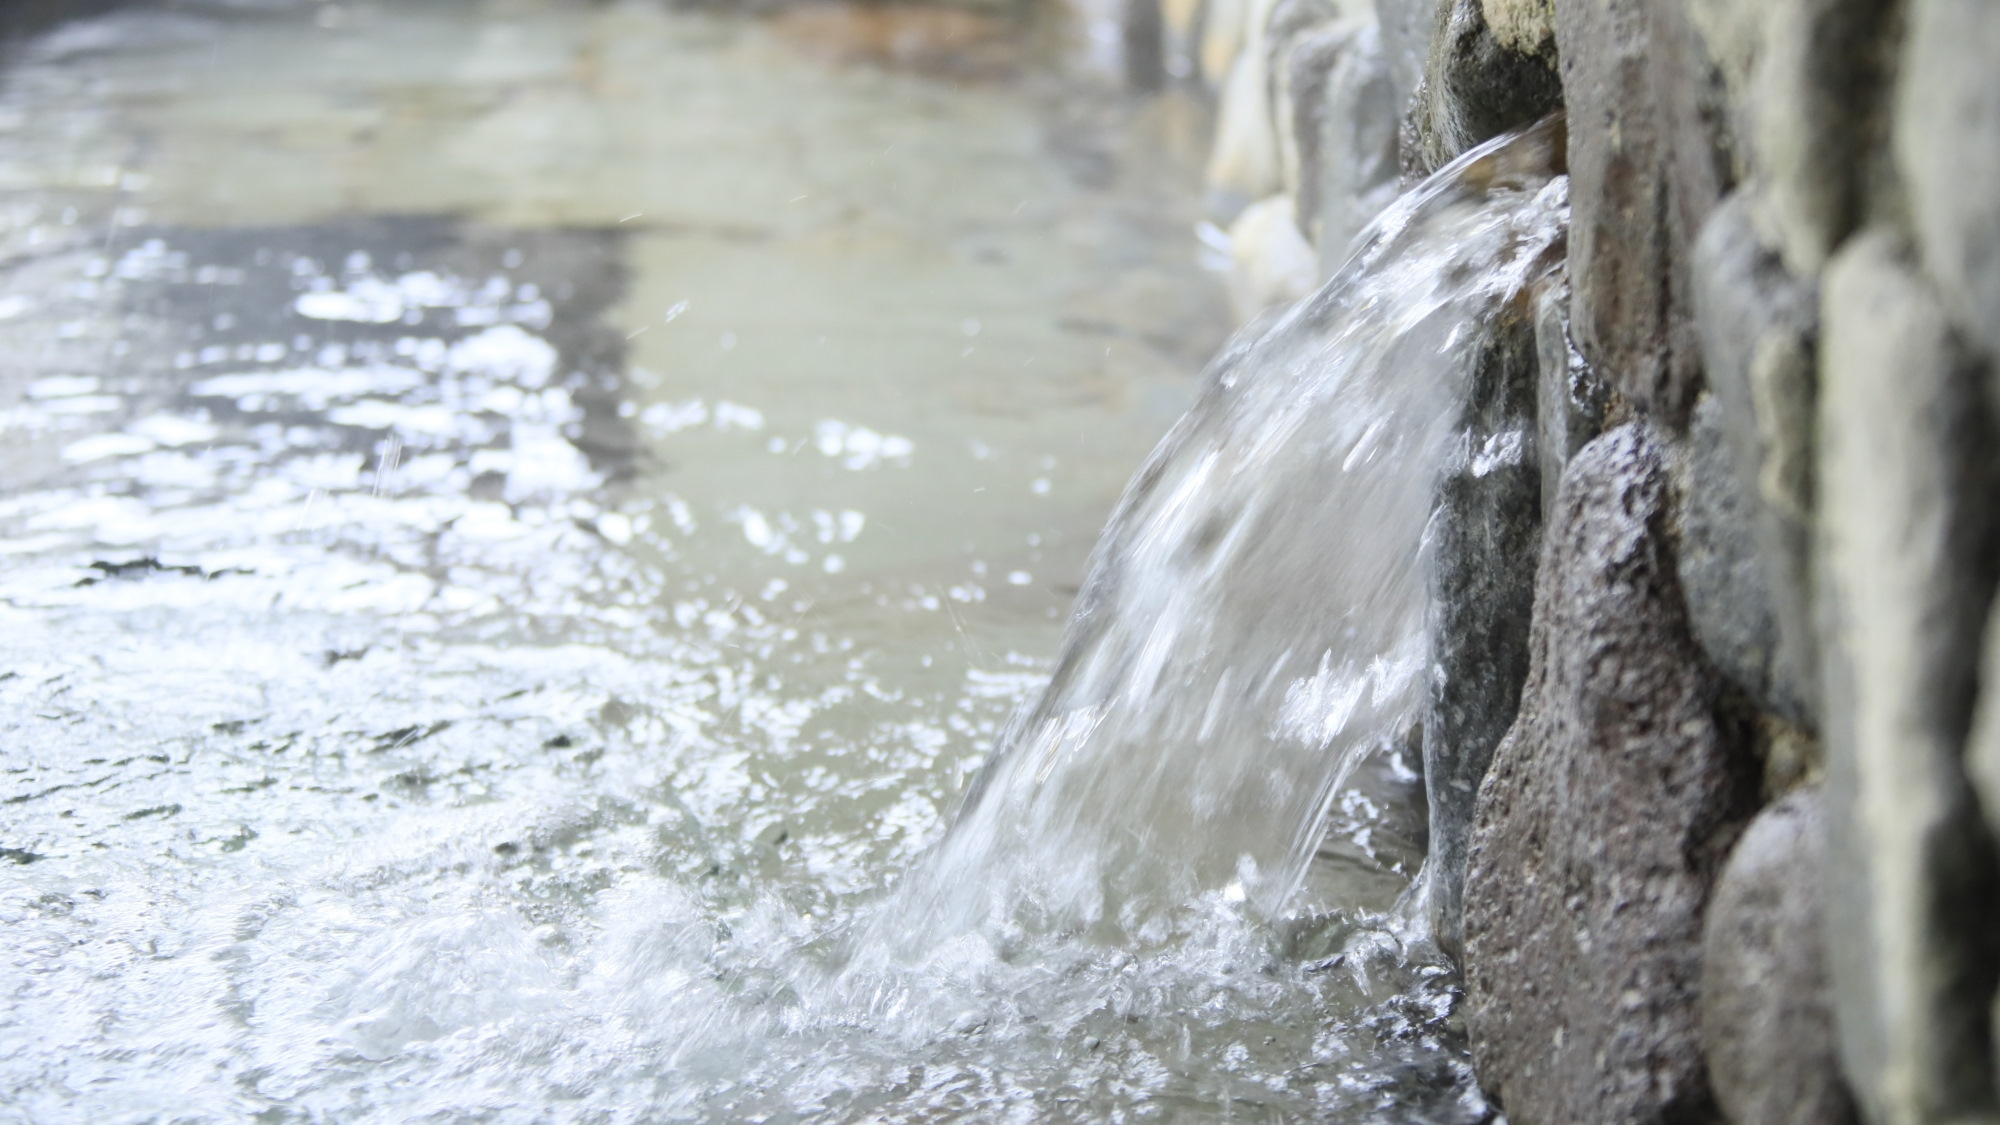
[1150, 0, 2000, 1119]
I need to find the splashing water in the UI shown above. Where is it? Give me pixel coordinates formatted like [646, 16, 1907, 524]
[895, 120, 1569, 938]
[793, 120, 1572, 1118]
[0, 28, 1564, 1110]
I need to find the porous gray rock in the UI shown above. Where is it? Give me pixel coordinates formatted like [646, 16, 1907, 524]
[1402, 0, 1562, 178]
[1463, 422, 1756, 1124]
[1896, 0, 2000, 365]
[1690, 193, 1817, 728]
[1421, 300, 1541, 961]
[1287, 17, 1400, 271]
[1531, 268, 1605, 522]
[1817, 230, 2000, 1125]
[1699, 786, 1858, 1125]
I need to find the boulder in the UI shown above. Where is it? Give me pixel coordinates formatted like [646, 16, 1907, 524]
[1896, 0, 2000, 365]
[1816, 230, 2000, 1125]
[1421, 298, 1541, 960]
[1464, 422, 1757, 1124]
[1690, 192, 1818, 728]
[1699, 786, 1858, 1125]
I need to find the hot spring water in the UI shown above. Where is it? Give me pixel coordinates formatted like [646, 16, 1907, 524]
[0, 5, 1566, 1119]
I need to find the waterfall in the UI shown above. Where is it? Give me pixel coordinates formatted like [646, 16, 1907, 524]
[888, 119, 1568, 952]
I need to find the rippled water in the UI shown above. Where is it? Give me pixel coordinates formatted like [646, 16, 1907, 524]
[1, 3, 1551, 1121]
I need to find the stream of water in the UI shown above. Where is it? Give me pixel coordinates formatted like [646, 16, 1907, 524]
[0, 3, 1562, 1120]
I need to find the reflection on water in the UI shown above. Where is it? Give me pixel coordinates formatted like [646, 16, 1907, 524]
[0, 2, 1474, 1121]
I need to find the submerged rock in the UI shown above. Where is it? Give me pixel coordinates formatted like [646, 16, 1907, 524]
[1463, 422, 1756, 1124]
[1816, 230, 2000, 1125]
[1700, 786, 1858, 1125]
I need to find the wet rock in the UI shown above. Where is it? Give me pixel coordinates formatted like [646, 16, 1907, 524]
[1699, 786, 1858, 1125]
[1463, 422, 1756, 1124]
[1531, 268, 1605, 522]
[1896, 0, 2000, 364]
[1402, 0, 1561, 179]
[1816, 230, 2000, 1125]
[1287, 18, 1400, 273]
[1421, 300, 1541, 960]
[1690, 193, 1817, 727]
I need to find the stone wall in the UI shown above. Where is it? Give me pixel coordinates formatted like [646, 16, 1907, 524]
[1143, 0, 2000, 1119]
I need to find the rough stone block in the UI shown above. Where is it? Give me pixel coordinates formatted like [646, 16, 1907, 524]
[1531, 268, 1605, 521]
[1816, 230, 2000, 1125]
[1287, 18, 1400, 271]
[1699, 786, 1858, 1125]
[1557, 0, 1684, 424]
[1551, 0, 1735, 431]
[1690, 192, 1818, 728]
[1421, 300, 1541, 960]
[1896, 0, 2000, 365]
[1402, 0, 1561, 178]
[1464, 422, 1757, 1124]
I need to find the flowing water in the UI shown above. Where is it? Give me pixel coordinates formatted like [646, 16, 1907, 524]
[0, 2, 1563, 1120]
